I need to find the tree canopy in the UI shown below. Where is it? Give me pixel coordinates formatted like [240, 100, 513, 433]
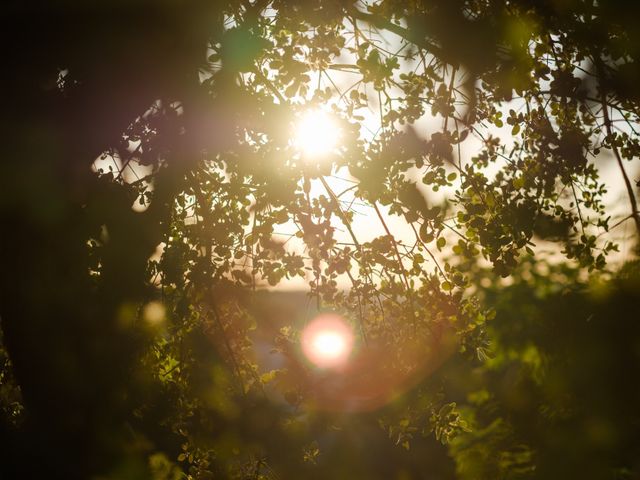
[1, 0, 640, 478]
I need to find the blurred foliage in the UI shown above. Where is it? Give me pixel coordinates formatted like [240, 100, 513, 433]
[448, 259, 640, 480]
[1, 0, 640, 478]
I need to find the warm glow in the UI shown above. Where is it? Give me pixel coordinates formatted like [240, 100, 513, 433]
[313, 331, 346, 357]
[301, 314, 354, 368]
[142, 301, 166, 326]
[293, 110, 340, 158]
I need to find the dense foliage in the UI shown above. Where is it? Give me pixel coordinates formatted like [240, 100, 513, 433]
[1, 0, 640, 478]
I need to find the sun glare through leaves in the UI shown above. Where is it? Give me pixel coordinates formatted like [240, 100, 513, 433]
[293, 110, 340, 158]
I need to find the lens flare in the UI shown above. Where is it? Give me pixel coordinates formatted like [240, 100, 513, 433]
[293, 110, 339, 158]
[301, 314, 354, 368]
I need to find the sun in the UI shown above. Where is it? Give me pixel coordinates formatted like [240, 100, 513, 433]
[301, 314, 354, 368]
[293, 110, 340, 158]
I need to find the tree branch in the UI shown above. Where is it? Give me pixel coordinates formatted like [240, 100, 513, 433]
[596, 59, 640, 237]
[348, 8, 455, 67]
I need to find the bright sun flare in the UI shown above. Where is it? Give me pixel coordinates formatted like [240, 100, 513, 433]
[312, 331, 346, 358]
[294, 110, 339, 158]
[301, 314, 354, 368]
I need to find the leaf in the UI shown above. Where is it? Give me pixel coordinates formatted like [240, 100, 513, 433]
[260, 369, 279, 384]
